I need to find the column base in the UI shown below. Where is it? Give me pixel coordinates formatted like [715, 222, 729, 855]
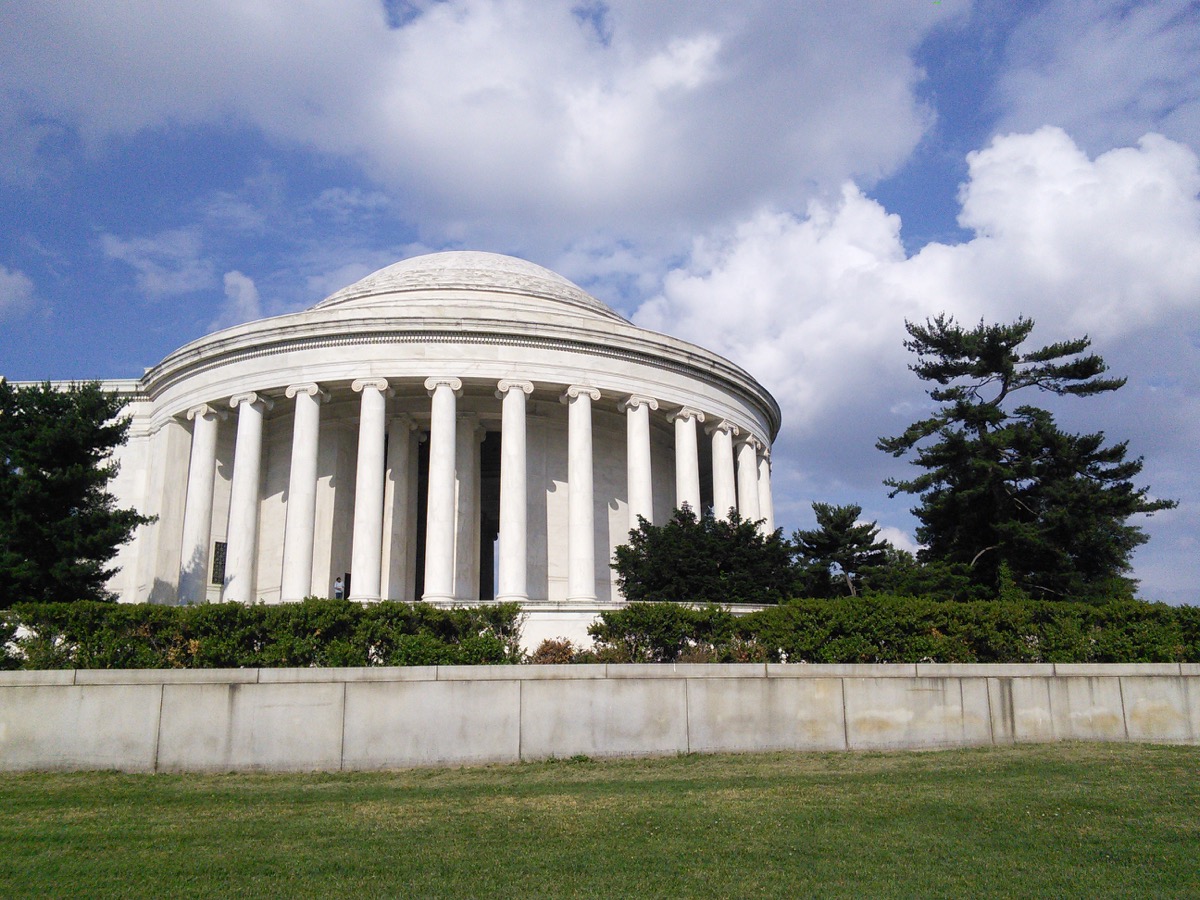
[421, 592, 456, 604]
[493, 593, 530, 604]
[347, 593, 381, 603]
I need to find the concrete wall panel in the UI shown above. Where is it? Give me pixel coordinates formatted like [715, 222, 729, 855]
[343, 680, 520, 769]
[158, 682, 345, 772]
[687, 676, 845, 752]
[844, 677, 991, 750]
[1002, 677, 1056, 743]
[520, 677, 687, 759]
[0, 684, 161, 772]
[1120, 677, 1194, 743]
[1046, 676, 1127, 741]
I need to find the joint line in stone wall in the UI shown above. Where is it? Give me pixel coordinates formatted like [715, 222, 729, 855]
[684, 678, 691, 754]
[1117, 677, 1130, 741]
[839, 679, 849, 751]
[152, 683, 165, 774]
[339, 682, 348, 772]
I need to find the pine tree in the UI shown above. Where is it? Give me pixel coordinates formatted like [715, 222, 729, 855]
[877, 315, 1174, 600]
[791, 502, 891, 597]
[0, 380, 150, 605]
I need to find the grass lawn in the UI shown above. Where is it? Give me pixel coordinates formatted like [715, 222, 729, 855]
[1, 743, 1197, 899]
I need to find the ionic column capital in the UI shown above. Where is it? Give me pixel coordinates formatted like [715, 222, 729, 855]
[668, 406, 705, 424]
[706, 418, 739, 437]
[352, 378, 394, 397]
[737, 433, 762, 451]
[425, 376, 463, 396]
[496, 379, 534, 398]
[229, 392, 274, 412]
[619, 394, 659, 413]
[561, 384, 601, 404]
[286, 382, 330, 402]
[186, 403, 227, 422]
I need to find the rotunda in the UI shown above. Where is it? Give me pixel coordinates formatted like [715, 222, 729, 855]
[104, 251, 781, 645]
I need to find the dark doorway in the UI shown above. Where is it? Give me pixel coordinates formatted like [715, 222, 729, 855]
[479, 431, 501, 601]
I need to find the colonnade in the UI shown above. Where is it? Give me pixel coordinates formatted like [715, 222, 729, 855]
[175, 378, 774, 606]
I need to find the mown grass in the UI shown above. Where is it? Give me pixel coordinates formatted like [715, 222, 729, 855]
[1, 743, 1198, 898]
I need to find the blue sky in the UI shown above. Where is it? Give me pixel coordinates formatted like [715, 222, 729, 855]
[2, 1, 1198, 602]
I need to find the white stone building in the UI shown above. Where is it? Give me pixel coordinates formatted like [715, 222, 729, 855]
[99, 251, 780, 645]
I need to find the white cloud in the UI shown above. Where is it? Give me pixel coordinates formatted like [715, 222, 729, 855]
[638, 127, 1200, 430]
[211, 271, 264, 330]
[0, 264, 37, 318]
[0, 1, 959, 242]
[876, 525, 920, 556]
[100, 228, 214, 297]
[635, 128, 1200, 599]
[996, 0, 1200, 152]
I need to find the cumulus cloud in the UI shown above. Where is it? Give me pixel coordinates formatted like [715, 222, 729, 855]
[636, 128, 1200, 576]
[0, 0, 957, 241]
[100, 228, 215, 297]
[0, 264, 37, 318]
[211, 270, 264, 330]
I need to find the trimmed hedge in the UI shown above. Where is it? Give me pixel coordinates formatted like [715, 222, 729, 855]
[587, 596, 1200, 664]
[2, 599, 523, 669]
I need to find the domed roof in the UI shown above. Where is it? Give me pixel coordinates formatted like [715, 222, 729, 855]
[314, 250, 624, 321]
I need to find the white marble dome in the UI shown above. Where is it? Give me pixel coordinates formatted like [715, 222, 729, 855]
[103, 251, 781, 647]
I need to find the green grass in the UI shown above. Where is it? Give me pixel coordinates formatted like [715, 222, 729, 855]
[2, 743, 1198, 899]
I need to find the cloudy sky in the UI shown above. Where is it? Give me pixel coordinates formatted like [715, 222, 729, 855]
[1, 0, 1197, 602]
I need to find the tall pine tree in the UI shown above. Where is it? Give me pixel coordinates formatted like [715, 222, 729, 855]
[0, 380, 150, 605]
[877, 315, 1174, 600]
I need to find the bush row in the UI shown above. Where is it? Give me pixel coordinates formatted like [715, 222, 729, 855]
[5, 595, 1198, 670]
[582, 596, 1200, 664]
[1, 599, 523, 670]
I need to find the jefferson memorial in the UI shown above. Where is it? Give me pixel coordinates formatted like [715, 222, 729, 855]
[101, 251, 780, 645]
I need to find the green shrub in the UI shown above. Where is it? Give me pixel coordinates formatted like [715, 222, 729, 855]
[6, 599, 523, 669]
[588, 596, 1199, 664]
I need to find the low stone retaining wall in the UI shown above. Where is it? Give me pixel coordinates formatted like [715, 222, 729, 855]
[2, 663, 1197, 772]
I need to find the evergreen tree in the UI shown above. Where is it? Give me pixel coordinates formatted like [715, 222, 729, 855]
[612, 507, 793, 605]
[877, 315, 1175, 600]
[0, 380, 150, 605]
[792, 502, 891, 597]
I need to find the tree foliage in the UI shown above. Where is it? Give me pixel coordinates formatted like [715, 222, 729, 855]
[877, 316, 1175, 600]
[0, 380, 150, 605]
[792, 502, 892, 597]
[611, 507, 793, 605]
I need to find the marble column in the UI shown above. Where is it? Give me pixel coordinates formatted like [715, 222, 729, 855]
[620, 395, 657, 528]
[757, 448, 775, 533]
[562, 385, 600, 602]
[709, 419, 739, 522]
[736, 436, 762, 523]
[223, 391, 273, 604]
[495, 379, 533, 602]
[349, 378, 392, 602]
[381, 415, 418, 601]
[280, 383, 328, 602]
[178, 403, 225, 604]
[669, 407, 704, 515]
[423, 376, 462, 603]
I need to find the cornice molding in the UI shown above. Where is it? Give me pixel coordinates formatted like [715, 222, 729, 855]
[139, 321, 780, 438]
